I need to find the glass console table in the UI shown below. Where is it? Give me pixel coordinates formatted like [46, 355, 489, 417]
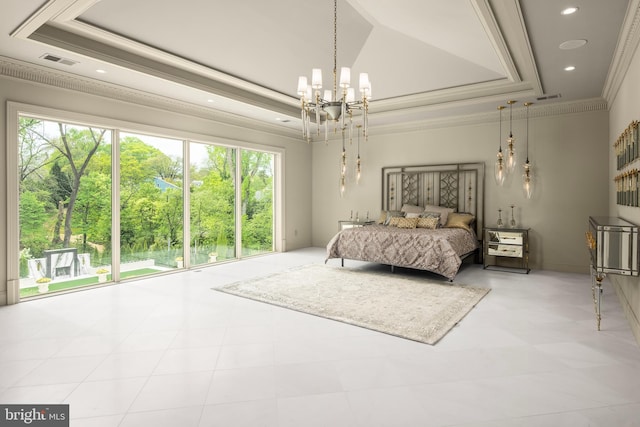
[586, 216, 639, 330]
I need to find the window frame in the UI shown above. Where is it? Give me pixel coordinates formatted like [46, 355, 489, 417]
[6, 101, 284, 303]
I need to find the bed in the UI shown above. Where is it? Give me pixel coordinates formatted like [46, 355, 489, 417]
[325, 162, 485, 280]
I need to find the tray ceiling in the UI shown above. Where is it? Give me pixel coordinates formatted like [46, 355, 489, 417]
[1, 0, 633, 134]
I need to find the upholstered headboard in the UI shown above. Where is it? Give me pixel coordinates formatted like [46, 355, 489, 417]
[381, 162, 485, 236]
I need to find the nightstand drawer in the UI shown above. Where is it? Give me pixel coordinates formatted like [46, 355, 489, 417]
[487, 243, 523, 258]
[488, 231, 523, 245]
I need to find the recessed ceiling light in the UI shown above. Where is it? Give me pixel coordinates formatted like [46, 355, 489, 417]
[559, 39, 587, 50]
[564, 65, 576, 71]
[207, 99, 215, 103]
[96, 69, 106, 73]
[561, 7, 579, 15]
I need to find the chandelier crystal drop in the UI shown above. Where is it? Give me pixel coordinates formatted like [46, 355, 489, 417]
[297, 0, 371, 144]
[355, 125, 362, 183]
[494, 105, 506, 186]
[340, 133, 347, 196]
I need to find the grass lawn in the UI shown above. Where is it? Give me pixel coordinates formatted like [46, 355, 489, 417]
[20, 268, 162, 298]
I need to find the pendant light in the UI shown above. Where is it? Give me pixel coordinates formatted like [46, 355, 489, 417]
[523, 102, 534, 198]
[506, 100, 517, 174]
[495, 105, 506, 186]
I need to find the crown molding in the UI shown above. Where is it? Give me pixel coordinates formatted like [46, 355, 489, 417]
[310, 97, 608, 143]
[0, 56, 609, 143]
[0, 56, 301, 141]
[372, 79, 534, 113]
[370, 97, 609, 136]
[603, 0, 640, 104]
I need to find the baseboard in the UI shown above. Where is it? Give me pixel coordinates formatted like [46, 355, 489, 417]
[611, 279, 640, 346]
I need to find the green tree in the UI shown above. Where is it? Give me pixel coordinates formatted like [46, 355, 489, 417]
[18, 118, 51, 183]
[119, 137, 165, 210]
[47, 124, 108, 247]
[72, 171, 112, 251]
[19, 191, 50, 256]
[240, 150, 273, 251]
[119, 137, 170, 251]
[155, 188, 183, 250]
[48, 161, 73, 244]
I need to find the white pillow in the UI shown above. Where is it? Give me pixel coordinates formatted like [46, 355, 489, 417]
[401, 204, 424, 214]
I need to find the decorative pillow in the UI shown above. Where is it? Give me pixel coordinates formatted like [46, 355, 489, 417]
[417, 216, 439, 229]
[383, 211, 405, 225]
[405, 212, 421, 218]
[444, 213, 475, 231]
[376, 211, 387, 224]
[420, 211, 441, 222]
[387, 216, 403, 227]
[423, 204, 455, 225]
[397, 217, 419, 229]
[401, 203, 424, 214]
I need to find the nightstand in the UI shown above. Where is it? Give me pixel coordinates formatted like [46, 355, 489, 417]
[338, 220, 374, 231]
[483, 227, 530, 273]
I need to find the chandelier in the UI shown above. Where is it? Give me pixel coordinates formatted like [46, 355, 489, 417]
[296, 0, 372, 144]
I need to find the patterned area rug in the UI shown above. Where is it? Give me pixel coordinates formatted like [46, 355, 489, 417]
[214, 264, 490, 344]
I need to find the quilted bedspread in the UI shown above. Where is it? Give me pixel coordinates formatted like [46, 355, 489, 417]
[325, 224, 479, 280]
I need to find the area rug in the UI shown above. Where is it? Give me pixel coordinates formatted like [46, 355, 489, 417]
[214, 264, 490, 344]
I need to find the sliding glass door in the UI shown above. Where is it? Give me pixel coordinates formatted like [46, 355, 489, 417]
[119, 132, 184, 279]
[14, 109, 278, 300]
[189, 143, 236, 265]
[240, 149, 274, 257]
[17, 117, 112, 297]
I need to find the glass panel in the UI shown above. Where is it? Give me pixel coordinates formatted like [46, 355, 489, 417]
[189, 143, 236, 265]
[15, 113, 279, 299]
[119, 133, 183, 277]
[18, 117, 112, 297]
[241, 149, 274, 256]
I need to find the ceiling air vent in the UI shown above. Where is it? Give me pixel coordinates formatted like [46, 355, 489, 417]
[40, 53, 78, 66]
[536, 93, 562, 101]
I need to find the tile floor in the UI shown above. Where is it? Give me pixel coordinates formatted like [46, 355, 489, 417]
[0, 247, 639, 426]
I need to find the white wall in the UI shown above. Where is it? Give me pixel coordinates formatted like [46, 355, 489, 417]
[0, 76, 313, 306]
[609, 38, 640, 344]
[312, 107, 609, 273]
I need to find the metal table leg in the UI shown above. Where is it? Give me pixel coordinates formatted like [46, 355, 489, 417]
[591, 266, 604, 331]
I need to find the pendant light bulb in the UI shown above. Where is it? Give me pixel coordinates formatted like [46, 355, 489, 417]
[495, 106, 506, 186]
[523, 162, 533, 198]
[506, 100, 517, 174]
[522, 102, 534, 198]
